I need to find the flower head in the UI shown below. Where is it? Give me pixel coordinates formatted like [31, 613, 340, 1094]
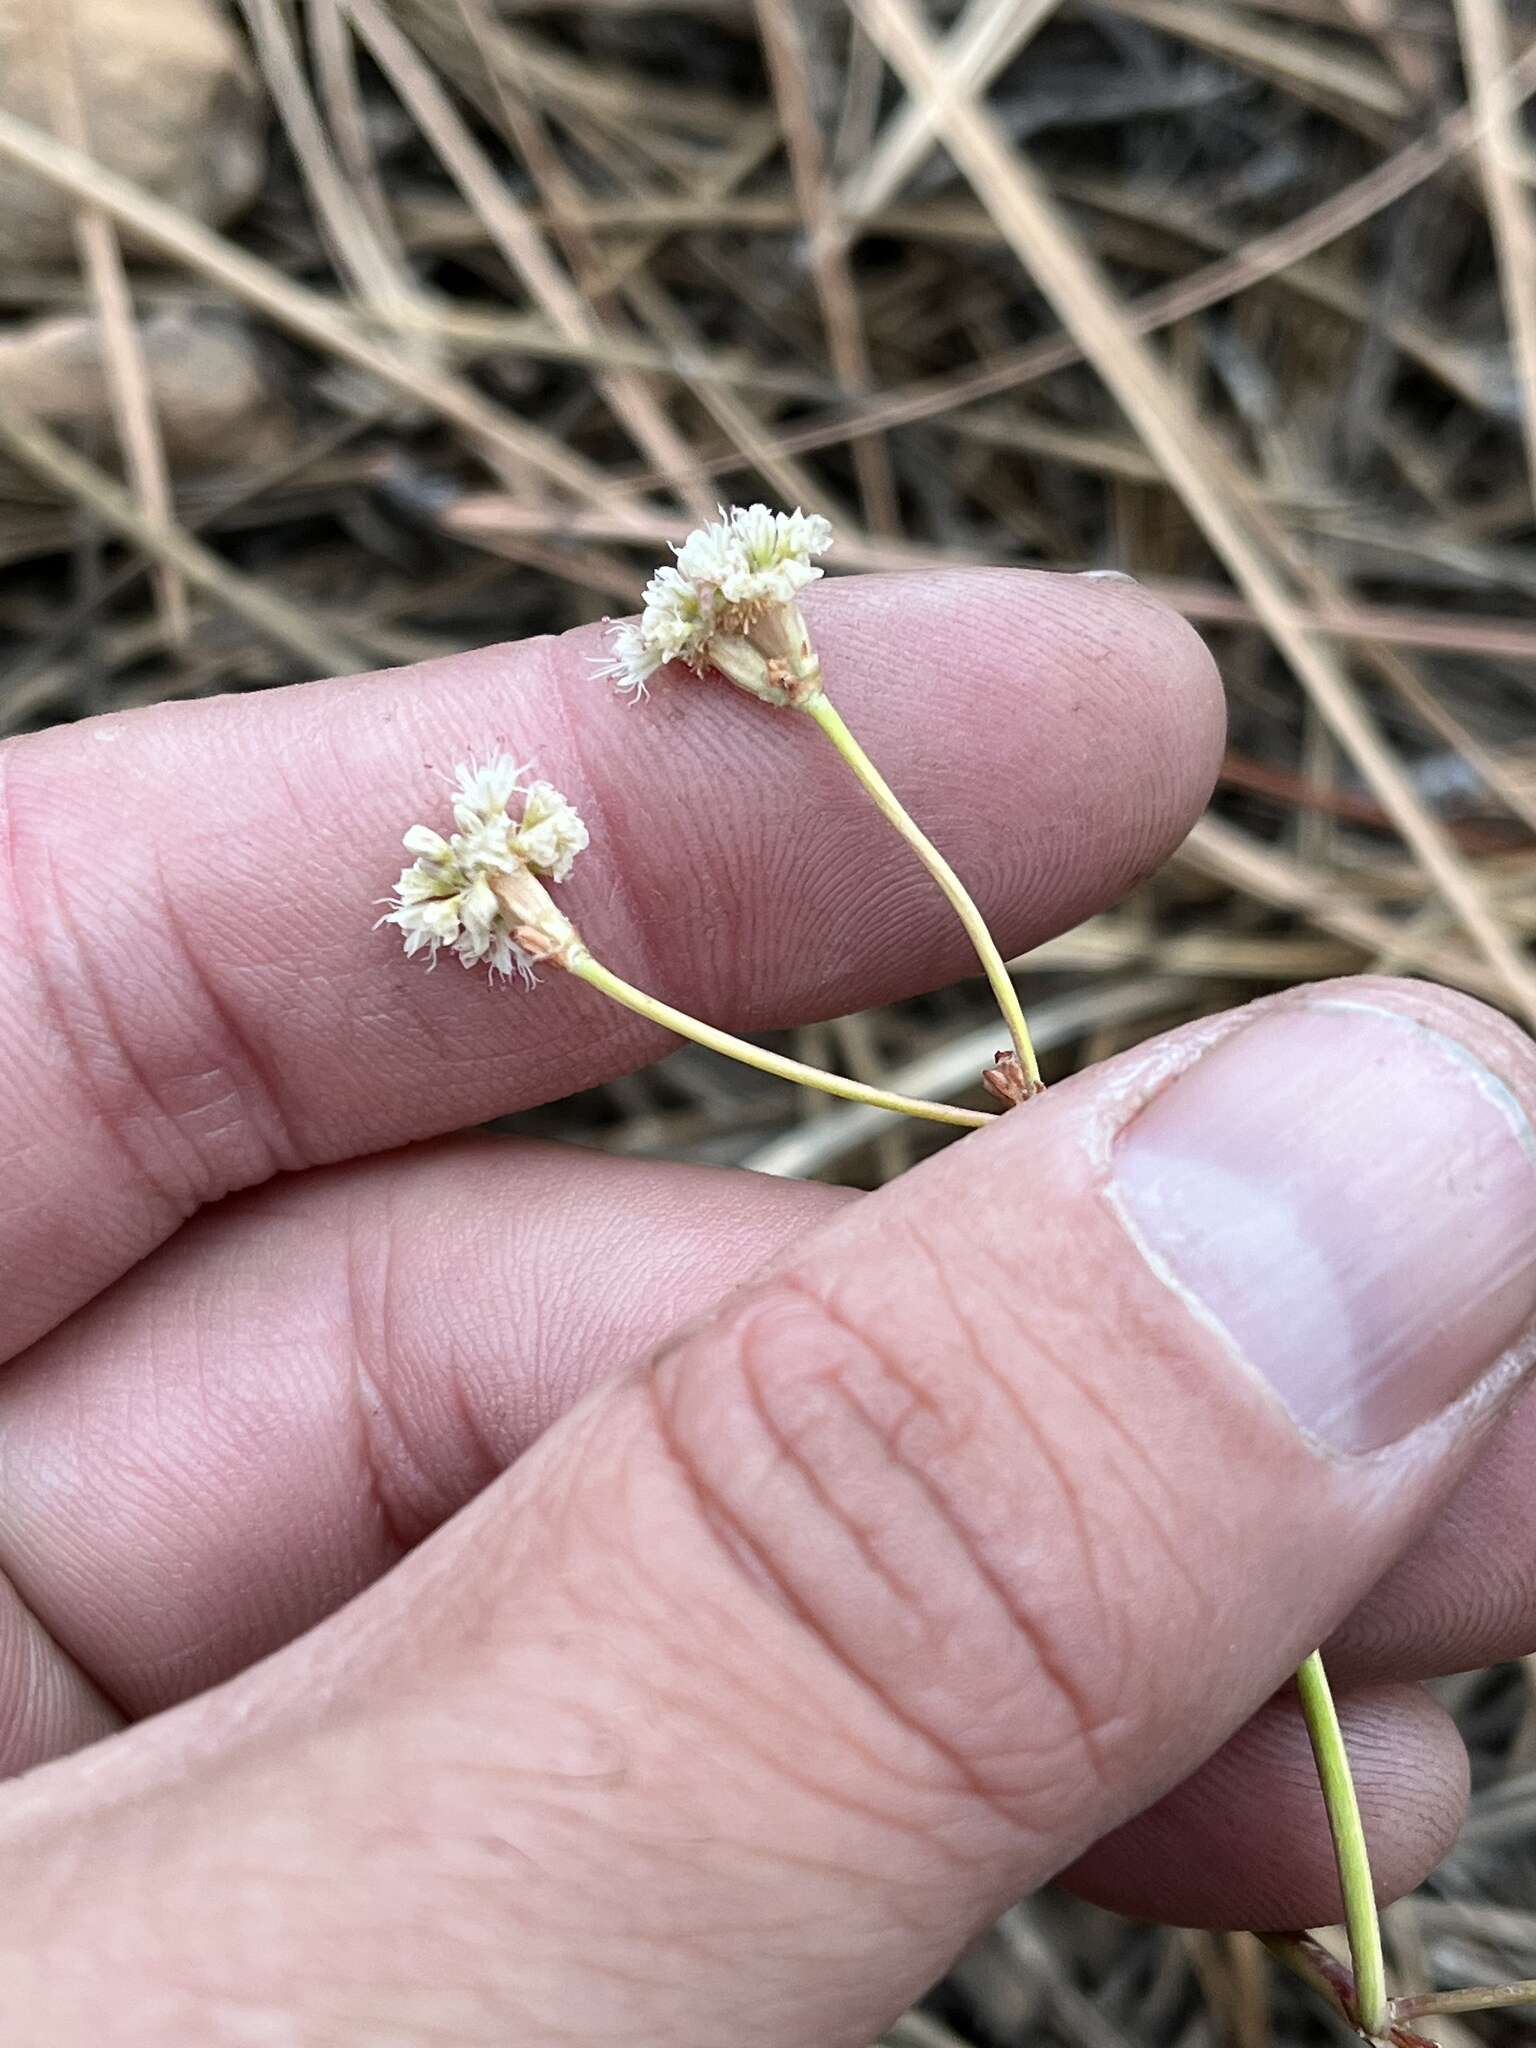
[514, 780, 589, 884]
[597, 503, 833, 705]
[382, 755, 587, 980]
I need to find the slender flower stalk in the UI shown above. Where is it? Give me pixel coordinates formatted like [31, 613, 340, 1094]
[1295, 1649, 1389, 2040]
[595, 504, 1042, 1096]
[381, 755, 993, 1131]
[592, 510, 1402, 2033]
[804, 694, 1040, 1095]
[564, 955, 990, 1129]
[388, 551, 1528, 2044]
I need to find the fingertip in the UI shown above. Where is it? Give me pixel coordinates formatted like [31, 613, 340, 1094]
[798, 565, 1226, 951]
[1059, 1683, 1468, 1928]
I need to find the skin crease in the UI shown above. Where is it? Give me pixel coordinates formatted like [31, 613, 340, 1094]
[0, 568, 1212, 1363]
[0, 571, 1534, 2037]
[0, 977, 1532, 2045]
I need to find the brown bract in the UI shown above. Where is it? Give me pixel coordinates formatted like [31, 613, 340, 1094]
[982, 1050, 1046, 1109]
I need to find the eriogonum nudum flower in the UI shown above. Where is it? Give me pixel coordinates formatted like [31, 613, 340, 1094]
[596, 503, 833, 706]
[383, 756, 587, 981]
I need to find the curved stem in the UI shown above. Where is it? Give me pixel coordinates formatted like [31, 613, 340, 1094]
[569, 953, 995, 1130]
[803, 690, 1041, 1090]
[1295, 1649, 1389, 2039]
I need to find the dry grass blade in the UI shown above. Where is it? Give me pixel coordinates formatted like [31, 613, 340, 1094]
[1141, 580, 1536, 665]
[237, 0, 410, 316]
[611, 40, 1536, 491]
[36, 0, 188, 647]
[341, 0, 707, 518]
[452, 0, 717, 518]
[1179, 817, 1509, 1004]
[0, 392, 366, 677]
[622, 273, 859, 524]
[837, 0, 1062, 227]
[308, 0, 408, 271]
[752, 0, 897, 532]
[1104, 0, 1411, 127]
[0, 106, 668, 525]
[380, 0, 743, 145]
[850, 0, 1536, 1030]
[1452, 0, 1536, 511]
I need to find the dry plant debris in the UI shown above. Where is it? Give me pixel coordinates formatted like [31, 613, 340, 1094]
[1, 1, 1535, 2040]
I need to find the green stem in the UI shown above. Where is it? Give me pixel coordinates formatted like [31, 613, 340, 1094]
[803, 690, 1041, 1090]
[1295, 1649, 1389, 2039]
[569, 952, 994, 1131]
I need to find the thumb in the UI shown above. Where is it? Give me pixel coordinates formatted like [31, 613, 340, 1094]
[5, 978, 1535, 2046]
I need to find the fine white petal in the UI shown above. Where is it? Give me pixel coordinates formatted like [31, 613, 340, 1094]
[393, 863, 453, 907]
[456, 873, 501, 954]
[401, 824, 453, 861]
[471, 927, 538, 986]
[715, 502, 831, 608]
[592, 621, 662, 697]
[384, 874, 466, 963]
[773, 508, 834, 559]
[639, 565, 712, 662]
[719, 554, 822, 607]
[672, 515, 737, 588]
[726, 502, 777, 560]
[513, 781, 589, 883]
[451, 754, 528, 835]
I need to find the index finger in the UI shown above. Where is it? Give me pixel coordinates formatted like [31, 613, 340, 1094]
[0, 567, 1221, 1359]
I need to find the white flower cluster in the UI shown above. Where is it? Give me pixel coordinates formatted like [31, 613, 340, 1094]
[383, 756, 588, 981]
[597, 503, 834, 700]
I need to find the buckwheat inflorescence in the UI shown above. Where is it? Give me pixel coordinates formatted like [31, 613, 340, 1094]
[595, 503, 833, 705]
[383, 757, 587, 982]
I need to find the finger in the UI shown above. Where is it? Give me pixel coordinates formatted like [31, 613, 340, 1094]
[0, 569, 1221, 1360]
[0, 1141, 848, 1768]
[4, 1015, 1530, 1791]
[1060, 1683, 1468, 1929]
[0, 1574, 116, 1779]
[1324, 1374, 1536, 1682]
[6, 975, 1532, 1776]
[4, 977, 1532, 2042]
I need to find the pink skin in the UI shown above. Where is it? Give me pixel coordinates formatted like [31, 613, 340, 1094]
[1, 571, 1535, 2036]
[0, 568, 1206, 1362]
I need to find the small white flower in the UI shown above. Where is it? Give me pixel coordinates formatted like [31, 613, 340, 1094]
[383, 756, 587, 981]
[591, 620, 663, 699]
[512, 780, 589, 883]
[599, 504, 834, 707]
[715, 504, 832, 610]
[451, 756, 528, 834]
[640, 564, 712, 663]
[672, 514, 738, 589]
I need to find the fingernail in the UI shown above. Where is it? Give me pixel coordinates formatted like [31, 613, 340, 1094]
[1114, 999, 1536, 1453]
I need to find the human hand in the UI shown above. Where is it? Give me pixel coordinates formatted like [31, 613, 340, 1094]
[1, 570, 1533, 2044]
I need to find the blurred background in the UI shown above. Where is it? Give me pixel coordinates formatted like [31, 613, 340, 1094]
[1, 0, 1534, 2041]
